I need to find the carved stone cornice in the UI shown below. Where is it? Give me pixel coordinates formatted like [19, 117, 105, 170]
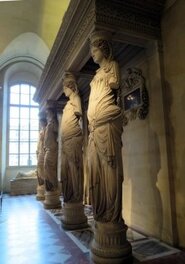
[95, 0, 164, 39]
[34, 0, 165, 109]
[34, 0, 95, 107]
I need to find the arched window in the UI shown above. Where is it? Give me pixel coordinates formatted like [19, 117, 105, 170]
[8, 84, 39, 166]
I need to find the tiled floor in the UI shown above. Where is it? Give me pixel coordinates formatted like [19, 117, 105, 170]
[0, 195, 185, 264]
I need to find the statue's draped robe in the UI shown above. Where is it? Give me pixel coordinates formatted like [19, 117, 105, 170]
[87, 60, 123, 223]
[61, 94, 83, 203]
[44, 119, 58, 191]
[37, 128, 45, 185]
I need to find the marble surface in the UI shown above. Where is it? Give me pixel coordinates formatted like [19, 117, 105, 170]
[0, 195, 89, 264]
[0, 195, 184, 264]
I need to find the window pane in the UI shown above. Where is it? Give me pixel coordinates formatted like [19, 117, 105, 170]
[9, 142, 19, 154]
[30, 86, 36, 95]
[20, 155, 29, 166]
[10, 85, 19, 94]
[30, 131, 38, 141]
[30, 120, 39, 130]
[30, 108, 39, 119]
[31, 99, 38, 106]
[20, 119, 29, 130]
[9, 119, 19, 129]
[30, 142, 37, 153]
[9, 155, 18, 166]
[20, 131, 29, 141]
[20, 93, 29, 105]
[20, 142, 29, 154]
[9, 130, 19, 141]
[10, 106, 19, 119]
[20, 84, 29, 94]
[20, 107, 29, 119]
[10, 93, 19, 104]
[30, 154, 37, 165]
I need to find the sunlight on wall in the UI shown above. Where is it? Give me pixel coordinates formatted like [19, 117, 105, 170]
[37, 0, 70, 48]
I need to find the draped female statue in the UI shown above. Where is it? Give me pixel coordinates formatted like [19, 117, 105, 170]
[44, 108, 58, 191]
[36, 117, 47, 200]
[87, 30, 132, 264]
[61, 73, 83, 203]
[87, 31, 123, 223]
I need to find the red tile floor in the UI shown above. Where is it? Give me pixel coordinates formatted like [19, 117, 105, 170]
[0, 195, 184, 264]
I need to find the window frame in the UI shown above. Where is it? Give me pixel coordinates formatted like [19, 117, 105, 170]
[7, 83, 39, 167]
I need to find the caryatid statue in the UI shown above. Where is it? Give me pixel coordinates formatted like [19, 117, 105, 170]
[43, 106, 61, 209]
[60, 72, 87, 229]
[36, 116, 47, 200]
[87, 31, 132, 263]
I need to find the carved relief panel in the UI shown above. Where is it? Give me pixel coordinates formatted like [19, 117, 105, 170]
[121, 67, 149, 125]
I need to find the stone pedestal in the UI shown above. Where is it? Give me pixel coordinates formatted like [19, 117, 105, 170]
[91, 221, 132, 264]
[61, 202, 88, 230]
[36, 185, 45, 201]
[43, 190, 61, 209]
[10, 177, 37, 195]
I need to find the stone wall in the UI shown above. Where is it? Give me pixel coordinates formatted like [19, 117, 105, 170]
[161, 0, 185, 248]
[121, 0, 185, 248]
[0, 73, 3, 191]
[121, 43, 173, 245]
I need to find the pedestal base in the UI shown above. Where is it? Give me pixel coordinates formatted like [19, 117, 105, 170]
[36, 185, 45, 201]
[43, 190, 61, 209]
[61, 202, 88, 230]
[91, 221, 132, 264]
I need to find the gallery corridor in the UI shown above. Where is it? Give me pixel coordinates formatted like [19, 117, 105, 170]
[0, 195, 184, 264]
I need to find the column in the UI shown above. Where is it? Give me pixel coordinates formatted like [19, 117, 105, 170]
[36, 112, 47, 200]
[87, 30, 132, 263]
[43, 101, 61, 209]
[60, 72, 87, 230]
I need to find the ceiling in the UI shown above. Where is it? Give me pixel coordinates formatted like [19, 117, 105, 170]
[0, 0, 70, 53]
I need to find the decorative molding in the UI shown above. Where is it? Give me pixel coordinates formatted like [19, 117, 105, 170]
[121, 68, 149, 125]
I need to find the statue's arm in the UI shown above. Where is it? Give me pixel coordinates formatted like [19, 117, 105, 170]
[52, 120, 58, 137]
[36, 131, 41, 157]
[73, 95, 83, 129]
[73, 95, 82, 118]
[108, 61, 120, 89]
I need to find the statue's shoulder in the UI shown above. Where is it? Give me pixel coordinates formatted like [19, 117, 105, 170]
[71, 94, 81, 105]
[73, 93, 80, 100]
[104, 60, 118, 73]
[111, 60, 119, 69]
